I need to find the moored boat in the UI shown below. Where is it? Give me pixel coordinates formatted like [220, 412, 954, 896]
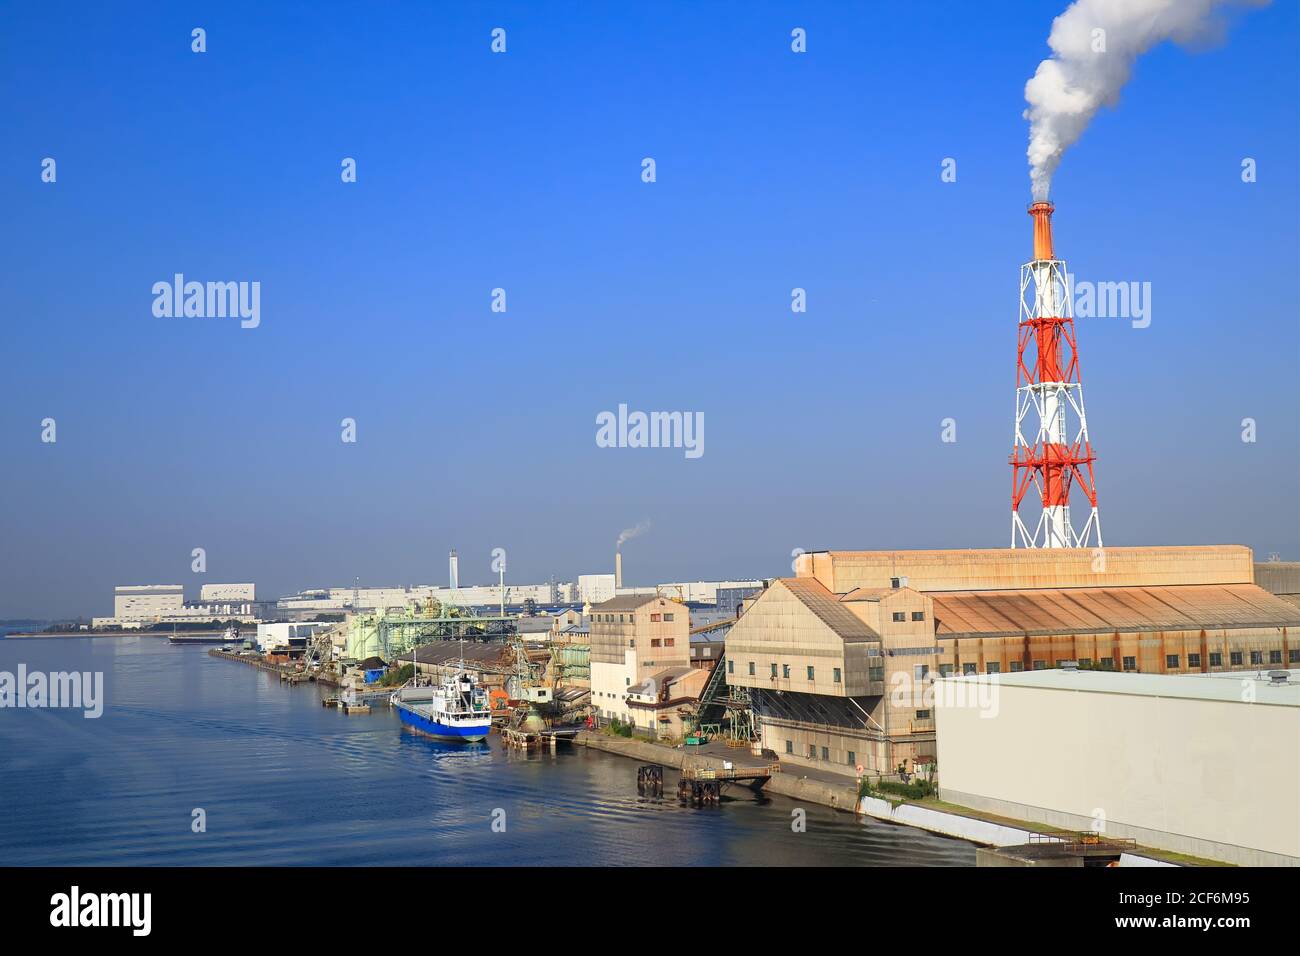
[392, 670, 491, 742]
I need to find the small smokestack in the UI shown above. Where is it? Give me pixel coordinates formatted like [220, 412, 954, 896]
[1029, 201, 1054, 261]
[615, 552, 623, 590]
[449, 550, 459, 590]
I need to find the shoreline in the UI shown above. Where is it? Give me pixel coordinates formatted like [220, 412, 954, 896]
[575, 731, 1194, 866]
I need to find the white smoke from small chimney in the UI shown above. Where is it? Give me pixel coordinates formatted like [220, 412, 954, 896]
[615, 519, 651, 550]
[1025, 0, 1267, 200]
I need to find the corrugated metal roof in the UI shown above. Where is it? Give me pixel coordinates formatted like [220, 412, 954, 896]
[932, 584, 1300, 638]
[780, 578, 880, 643]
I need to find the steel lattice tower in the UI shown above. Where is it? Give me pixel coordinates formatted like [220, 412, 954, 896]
[1010, 201, 1102, 549]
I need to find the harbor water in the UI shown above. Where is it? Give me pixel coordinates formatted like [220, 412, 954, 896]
[0, 637, 976, 866]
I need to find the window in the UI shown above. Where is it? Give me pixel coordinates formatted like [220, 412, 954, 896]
[962, 663, 977, 675]
[806, 666, 815, 680]
[847, 751, 856, 766]
[1165, 654, 1179, 669]
[1100, 657, 1114, 670]
[747, 661, 755, 676]
[701, 647, 712, 658]
[785, 740, 793, 754]
[916, 709, 931, 720]
[1188, 653, 1201, 668]
[914, 664, 929, 680]
[1210, 652, 1223, 667]
[770, 663, 778, 678]
[833, 667, 842, 683]
[939, 664, 955, 676]
[651, 639, 661, 648]
[1270, 650, 1282, 664]
[625, 677, 630, 685]
[650, 613, 661, 622]
[911, 611, 925, 621]
[1291, 650, 1300, 664]
[628, 639, 635, 648]
[1033, 660, 1046, 670]
[664, 613, 674, 622]
[782, 664, 791, 678]
[1230, 651, 1243, 666]
[727, 659, 734, 674]
[1250, 651, 1263, 665]
[1122, 656, 1136, 671]
[807, 744, 816, 758]
[869, 666, 884, 682]
[664, 638, 674, 647]
[986, 662, 1001, 674]
[821, 747, 830, 760]
[1009, 661, 1024, 672]
[892, 612, 906, 622]
[1078, 658, 1092, 669]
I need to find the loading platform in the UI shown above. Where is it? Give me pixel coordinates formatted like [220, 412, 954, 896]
[677, 763, 779, 805]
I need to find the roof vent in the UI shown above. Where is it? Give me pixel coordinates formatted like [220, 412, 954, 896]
[1060, 660, 1079, 672]
[1268, 670, 1291, 685]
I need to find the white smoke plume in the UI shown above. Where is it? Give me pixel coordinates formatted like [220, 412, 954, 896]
[1025, 0, 1267, 200]
[615, 520, 651, 550]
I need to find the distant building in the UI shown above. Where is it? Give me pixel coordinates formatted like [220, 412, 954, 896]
[578, 574, 615, 605]
[715, 585, 763, 616]
[589, 594, 690, 731]
[936, 668, 1300, 866]
[255, 622, 332, 652]
[114, 585, 184, 619]
[200, 583, 256, 602]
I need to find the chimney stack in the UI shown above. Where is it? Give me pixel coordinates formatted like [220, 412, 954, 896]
[615, 552, 623, 591]
[1028, 200, 1055, 261]
[449, 550, 459, 590]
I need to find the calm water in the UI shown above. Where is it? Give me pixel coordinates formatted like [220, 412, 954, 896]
[0, 637, 975, 866]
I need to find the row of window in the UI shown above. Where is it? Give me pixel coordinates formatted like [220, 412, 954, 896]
[730, 660, 843, 683]
[596, 611, 674, 623]
[890, 611, 926, 622]
[941, 648, 1299, 676]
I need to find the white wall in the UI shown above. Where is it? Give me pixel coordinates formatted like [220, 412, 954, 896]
[936, 678, 1300, 864]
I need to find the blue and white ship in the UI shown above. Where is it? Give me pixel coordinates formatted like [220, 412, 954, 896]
[392, 670, 492, 742]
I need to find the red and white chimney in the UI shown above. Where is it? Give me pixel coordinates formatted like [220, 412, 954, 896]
[1010, 201, 1102, 549]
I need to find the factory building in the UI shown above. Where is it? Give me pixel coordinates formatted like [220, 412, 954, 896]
[93, 583, 258, 628]
[725, 545, 1300, 778]
[199, 583, 256, 603]
[113, 585, 184, 619]
[589, 594, 690, 731]
[935, 668, 1300, 866]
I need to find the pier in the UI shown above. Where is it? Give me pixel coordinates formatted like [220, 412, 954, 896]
[677, 763, 778, 805]
[502, 724, 583, 752]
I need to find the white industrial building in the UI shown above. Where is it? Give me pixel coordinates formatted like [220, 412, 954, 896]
[935, 668, 1300, 866]
[94, 584, 257, 628]
[113, 585, 184, 619]
[200, 583, 256, 602]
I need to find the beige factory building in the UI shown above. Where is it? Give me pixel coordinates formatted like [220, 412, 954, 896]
[589, 594, 690, 733]
[724, 545, 1300, 778]
[935, 668, 1300, 866]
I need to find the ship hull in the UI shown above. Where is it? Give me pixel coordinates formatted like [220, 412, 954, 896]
[393, 699, 490, 743]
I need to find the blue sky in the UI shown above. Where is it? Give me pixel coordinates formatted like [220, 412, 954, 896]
[2, 1, 1297, 617]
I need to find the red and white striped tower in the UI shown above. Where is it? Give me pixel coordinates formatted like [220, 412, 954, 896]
[1010, 201, 1101, 549]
